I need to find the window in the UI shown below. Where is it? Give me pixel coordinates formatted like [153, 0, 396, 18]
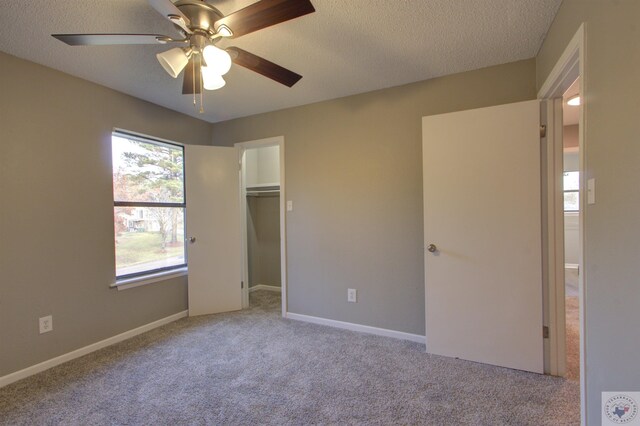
[112, 131, 186, 279]
[563, 171, 579, 212]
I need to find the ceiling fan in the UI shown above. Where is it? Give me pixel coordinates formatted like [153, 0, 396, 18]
[52, 0, 315, 112]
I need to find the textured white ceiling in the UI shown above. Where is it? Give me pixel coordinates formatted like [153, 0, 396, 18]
[0, 0, 562, 123]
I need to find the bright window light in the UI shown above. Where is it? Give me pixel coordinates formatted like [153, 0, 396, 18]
[112, 132, 186, 279]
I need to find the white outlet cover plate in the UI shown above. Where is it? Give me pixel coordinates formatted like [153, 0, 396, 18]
[347, 289, 357, 303]
[39, 315, 53, 334]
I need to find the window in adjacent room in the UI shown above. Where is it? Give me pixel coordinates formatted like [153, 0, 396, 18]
[563, 171, 579, 212]
[112, 131, 186, 279]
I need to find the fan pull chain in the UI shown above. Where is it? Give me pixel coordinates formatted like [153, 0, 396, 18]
[192, 57, 196, 108]
[199, 55, 204, 114]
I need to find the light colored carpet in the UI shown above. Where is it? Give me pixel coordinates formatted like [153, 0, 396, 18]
[565, 267, 580, 382]
[0, 291, 579, 425]
[565, 296, 580, 382]
[565, 268, 578, 297]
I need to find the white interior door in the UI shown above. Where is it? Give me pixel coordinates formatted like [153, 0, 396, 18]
[422, 100, 543, 373]
[185, 145, 242, 316]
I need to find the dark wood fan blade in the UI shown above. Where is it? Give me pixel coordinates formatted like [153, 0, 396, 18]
[148, 0, 191, 31]
[52, 34, 174, 46]
[227, 47, 302, 87]
[182, 58, 202, 95]
[215, 0, 315, 39]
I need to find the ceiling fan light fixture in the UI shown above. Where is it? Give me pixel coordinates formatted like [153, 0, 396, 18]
[202, 67, 226, 90]
[202, 45, 232, 76]
[157, 47, 191, 78]
[567, 95, 581, 106]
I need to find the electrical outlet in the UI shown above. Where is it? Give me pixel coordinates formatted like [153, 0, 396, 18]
[39, 315, 53, 334]
[287, 200, 293, 212]
[347, 288, 357, 303]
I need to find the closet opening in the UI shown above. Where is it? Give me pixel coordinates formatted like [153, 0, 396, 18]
[237, 137, 287, 315]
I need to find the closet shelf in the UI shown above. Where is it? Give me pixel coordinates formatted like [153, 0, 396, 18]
[245, 182, 280, 188]
[247, 190, 279, 197]
[246, 185, 280, 197]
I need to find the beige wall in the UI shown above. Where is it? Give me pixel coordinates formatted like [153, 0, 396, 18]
[245, 145, 280, 187]
[537, 1, 640, 423]
[563, 124, 579, 151]
[212, 59, 537, 335]
[247, 196, 281, 287]
[0, 52, 212, 377]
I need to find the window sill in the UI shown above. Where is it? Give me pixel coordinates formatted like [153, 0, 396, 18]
[110, 267, 188, 291]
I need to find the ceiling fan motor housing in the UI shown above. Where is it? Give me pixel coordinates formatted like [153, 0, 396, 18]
[175, 0, 224, 38]
[189, 32, 209, 52]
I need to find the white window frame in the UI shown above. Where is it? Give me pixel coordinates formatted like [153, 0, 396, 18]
[110, 130, 187, 288]
[563, 171, 579, 212]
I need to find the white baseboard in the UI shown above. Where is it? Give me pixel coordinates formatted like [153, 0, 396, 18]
[286, 312, 425, 344]
[249, 284, 281, 293]
[0, 310, 188, 389]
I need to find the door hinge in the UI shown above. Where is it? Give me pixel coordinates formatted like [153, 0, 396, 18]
[539, 124, 547, 138]
[543, 326, 550, 339]
[241, 281, 244, 289]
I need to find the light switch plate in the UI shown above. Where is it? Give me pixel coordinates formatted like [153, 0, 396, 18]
[287, 200, 293, 211]
[587, 178, 595, 204]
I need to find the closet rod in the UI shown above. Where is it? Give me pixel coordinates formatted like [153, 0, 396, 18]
[246, 190, 280, 196]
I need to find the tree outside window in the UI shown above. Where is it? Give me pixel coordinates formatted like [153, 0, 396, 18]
[112, 133, 186, 278]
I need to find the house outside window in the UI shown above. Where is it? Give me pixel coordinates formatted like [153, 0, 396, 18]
[112, 131, 186, 279]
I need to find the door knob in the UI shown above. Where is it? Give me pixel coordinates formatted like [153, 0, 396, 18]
[427, 244, 437, 253]
[189, 236, 196, 244]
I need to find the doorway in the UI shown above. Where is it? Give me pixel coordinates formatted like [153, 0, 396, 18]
[537, 23, 585, 421]
[236, 137, 287, 316]
[562, 77, 581, 381]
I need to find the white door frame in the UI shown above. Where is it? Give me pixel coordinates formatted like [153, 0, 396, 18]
[540, 97, 567, 378]
[235, 136, 287, 317]
[538, 23, 586, 424]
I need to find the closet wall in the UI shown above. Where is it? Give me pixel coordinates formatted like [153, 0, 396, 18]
[245, 146, 281, 288]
